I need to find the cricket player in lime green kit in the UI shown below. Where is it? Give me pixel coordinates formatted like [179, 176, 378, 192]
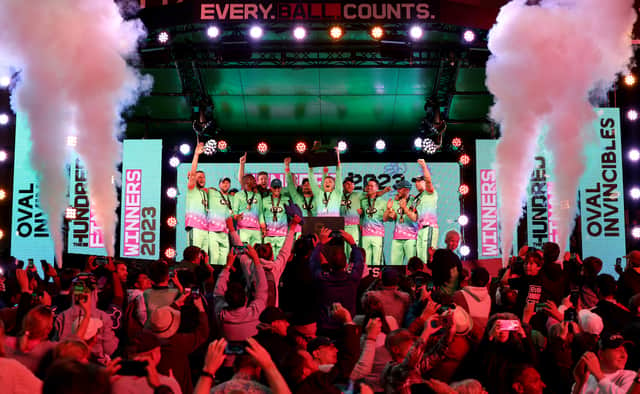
[308, 147, 342, 216]
[360, 179, 387, 265]
[185, 142, 209, 253]
[341, 177, 363, 251]
[413, 159, 438, 263]
[233, 172, 263, 246]
[384, 179, 419, 265]
[284, 157, 316, 217]
[259, 178, 290, 256]
[207, 177, 233, 265]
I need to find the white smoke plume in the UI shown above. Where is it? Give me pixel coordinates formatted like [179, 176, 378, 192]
[0, 0, 152, 266]
[486, 0, 636, 266]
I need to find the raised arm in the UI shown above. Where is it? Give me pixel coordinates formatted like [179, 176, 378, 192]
[238, 152, 247, 184]
[335, 150, 343, 196]
[418, 159, 435, 194]
[308, 166, 322, 195]
[284, 157, 298, 197]
[187, 142, 204, 190]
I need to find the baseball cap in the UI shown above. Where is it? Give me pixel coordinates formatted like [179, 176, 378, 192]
[219, 177, 231, 184]
[271, 179, 283, 188]
[307, 336, 334, 353]
[393, 179, 412, 190]
[343, 177, 355, 184]
[599, 332, 631, 350]
[411, 175, 425, 182]
[259, 306, 289, 324]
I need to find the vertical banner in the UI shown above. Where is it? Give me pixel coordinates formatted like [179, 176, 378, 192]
[580, 108, 625, 273]
[475, 140, 517, 259]
[119, 140, 162, 260]
[527, 155, 552, 249]
[10, 114, 55, 263]
[176, 162, 461, 262]
[67, 155, 108, 256]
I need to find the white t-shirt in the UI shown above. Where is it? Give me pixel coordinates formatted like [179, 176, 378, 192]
[573, 369, 636, 394]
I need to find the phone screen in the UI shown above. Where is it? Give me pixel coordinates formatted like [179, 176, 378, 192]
[498, 319, 520, 331]
[224, 341, 247, 355]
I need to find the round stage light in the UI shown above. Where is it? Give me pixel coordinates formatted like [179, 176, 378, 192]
[629, 149, 640, 162]
[250, 26, 264, 39]
[458, 214, 469, 226]
[414, 137, 423, 150]
[204, 139, 217, 155]
[459, 154, 471, 166]
[158, 31, 170, 44]
[631, 187, 640, 200]
[164, 247, 176, 259]
[409, 26, 423, 40]
[66, 135, 77, 147]
[627, 109, 638, 121]
[169, 156, 180, 168]
[422, 138, 438, 154]
[463, 30, 475, 43]
[452, 137, 462, 149]
[624, 74, 637, 87]
[217, 140, 228, 152]
[0, 229, 4, 240]
[0, 114, 9, 125]
[257, 141, 269, 155]
[375, 139, 386, 153]
[207, 26, 220, 38]
[329, 26, 344, 40]
[293, 26, 307, 41]
[459, 184, 470, 195]
[295, 141, 307, 154]
[65, 207, 76, 220]
[0, 150, 7, 162]
[370, 26, 384, 40]
[166, 187, 178, 198]
[460, 245, 471, 257]
[0, 189, 6, 201]
[633, 226, 640, 239]
[337, 140, 348, 153]
[0, 76, 10, 88]
[179, 143, 191, 155]
[167, 216, 177, 228]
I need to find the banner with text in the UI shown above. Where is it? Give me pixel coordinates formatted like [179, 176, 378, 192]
[580, 108, 626, 273]
[10, 114, 56, 264]
[176, 162, 461, 261]
[119, 140, 162, 260]
[526, 154, 563, 249]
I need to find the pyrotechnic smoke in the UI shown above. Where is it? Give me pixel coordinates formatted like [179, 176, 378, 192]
[486, 0, 635, 266]
[0, 0, 152, 266]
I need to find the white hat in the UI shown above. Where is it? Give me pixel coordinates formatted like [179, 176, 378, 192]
[578, 309, 604, 335]
[150, 306, 181, 339]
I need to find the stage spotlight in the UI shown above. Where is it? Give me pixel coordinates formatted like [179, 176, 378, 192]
[167, 216, 177, 228]
[166, 187, 177, 198]
[204, 139, 217, 155]
[65, 207, 76, 220]
[0, 150, 8, 162]
[370, 26, 384, 40]
[158, 31, 170, 44]
[293, 26, 307, 41]
[413, 137, 423, 150]
[207, 26, 220, 38]
[459, 154, 471, 166]
[337, 140, 348, 153]
[217, 140, 228, 152]
[452, 137, 462, 149]
[627, 109, 638, 121]
[0, 75, 10, 88]
[409, 26, 423, 40]
[460, 245, 471, 257]
[66, 136, 77, 147]
[0, 114, 9, 125]
[624, 74, 637, 87]
[633, 226, 640, 239]
[459, 184, 470, 195]
[0, 229, 3, 240]
[629, 149, 640, 162]
[257, 141, 269, 155]
[295, 141, 307, 154]
[250, 26, 264, 39]
[458, 214, 469, 226]
[463, 30, 475, 43]
[0, 189, 6, 200]
[179, 143, 191, 155]
[631, 187, 640, 200]
[329, 26, 344, 40]
[169, 156, 180, 168]
[375, 139, 386, 153]
[422, 138, 438, 154]
[164, 247, 176, 259]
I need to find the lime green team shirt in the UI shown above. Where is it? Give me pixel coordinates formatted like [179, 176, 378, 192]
[308, 166, 343, 216]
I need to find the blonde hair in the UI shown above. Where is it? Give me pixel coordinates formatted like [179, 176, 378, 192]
[18, 305, 53, 353]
